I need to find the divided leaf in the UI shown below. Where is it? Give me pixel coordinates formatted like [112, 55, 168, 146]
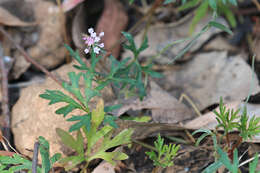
[40, 90, 82, 117]
[56, 128, 84, 155]
[146, 134, 180, 168]
[0, 154, 36, 172]
[67, 114, 91, 132]
[87, 128, 133, 165]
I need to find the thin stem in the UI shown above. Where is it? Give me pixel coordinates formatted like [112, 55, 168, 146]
[228, 135, 243, 161]
[82, 161, 90, 173]
[179, 93, 202, 117]
[0, 26, 89, 112]
[132, 139, 157, 151]
[231, 136, 243, 153]
[0, 49, 10, 141]
[152, 166, 160, 173]
[32, 141, 40, 173]
[0, 26, 62, 86]
[226, 133, 231, 148]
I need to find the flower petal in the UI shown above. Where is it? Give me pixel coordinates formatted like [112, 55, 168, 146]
[99, 43, 104, 48]
[82, 36, 87, 40]
[88, 28, 94, 34]
[84, 48, 89, 54]
[93, 47, 100, 54]
[99, 32, 104, 37]
[91, 32, 97, 38]
[95, 37, 100, 42]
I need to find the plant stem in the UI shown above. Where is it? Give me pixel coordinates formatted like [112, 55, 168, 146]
[231, 136, 243, 153]
[228, 135, 243, 161]
[152, 166, 161, 173]
[0, 27, 62, 86]
[82, 162, 90, 173]
[0, 50, 10, 141]
[132, 139, 157, 152]
[226, 133, 231, 148]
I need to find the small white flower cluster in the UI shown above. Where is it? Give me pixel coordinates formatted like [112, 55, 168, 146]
[83, 28, 104, 54]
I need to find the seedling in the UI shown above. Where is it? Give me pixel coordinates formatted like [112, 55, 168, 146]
[193, 97, 260, 172]
[146, 134, 180, 172]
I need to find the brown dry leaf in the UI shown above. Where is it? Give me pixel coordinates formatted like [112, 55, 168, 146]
[92, 161, 115, 173]
[0, 6, 35, 26]
[0, 129, 3, 142]
[0, 150, 15, 157]
[71, 1, 103, 49]
[62, 0, 85, 12]
[122, 15, 227, 64]
[12, 52, 30, 79]
[27, 1, 67, 69]
[185, 101, 241, 130]
[112, 81, 195, 124]
[253, 37, 260, 62]
[156, 51, 260, 111]
[96, 0, 128, 58]
[72, 4, 88, 49]
[204, 36, 237, 52]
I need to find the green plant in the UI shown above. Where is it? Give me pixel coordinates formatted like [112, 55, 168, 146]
[128, 0, 237, 32]
[214, 98, 240, 136]
[0, 136, 61, 173]
[56, 100, 133, 171]
[40, 31, 161, 132]
[128, 0, 175, 4]
[165, 0, 237, 33]
[249, 153, 260, 173]
[38, 29, 162, 172]
[193, 97, 260, 172]
[0, 5, 239, 171]
[146, 134, 180, 170]
[203, 147, 260, 173]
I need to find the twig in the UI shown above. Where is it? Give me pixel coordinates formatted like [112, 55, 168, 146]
[0, 47, 10, 141]
[0, 26, 62, 87]
[179, 93, 202, 117]
[0, 27, 90, 113]
[32, 141, 40, 173]
[2, 136, 19, 154]
[252, 0, 260, 11]
[0, 26, 91, 113]
[132, 139, 157, 151]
